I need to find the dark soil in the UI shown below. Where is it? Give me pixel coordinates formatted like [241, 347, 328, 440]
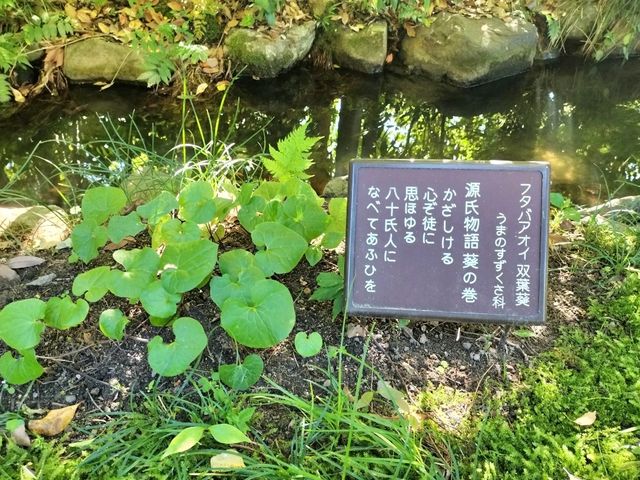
[0, 225, 602, 422]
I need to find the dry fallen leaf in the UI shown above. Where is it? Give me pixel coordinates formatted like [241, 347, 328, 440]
[7, 255, 45, 269]
[404, 23, 416, 38]
[346, 323, 367, 338]
[97, 21, 110, 33]
[564, 467, 584, 480]
[11, 423, 31, 447]
[103, 237, 135, 251]
[195, 82, 208, 95]
[11, 87, 25, 103]
[28, 404, 79, 436]
[210, 450, 246, 469]
[64, 3, 77, 19]
[574, 410, 596, 426]
[21, 465, 36, 479]
[549, 233, 570, 246]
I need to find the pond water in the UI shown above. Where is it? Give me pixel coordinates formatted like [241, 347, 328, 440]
[1, 57, 640, 206]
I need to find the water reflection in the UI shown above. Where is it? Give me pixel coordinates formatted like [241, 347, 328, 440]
[1, 57, 640, 206]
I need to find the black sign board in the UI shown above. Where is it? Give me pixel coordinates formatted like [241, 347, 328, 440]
[345, 160, 550, 325]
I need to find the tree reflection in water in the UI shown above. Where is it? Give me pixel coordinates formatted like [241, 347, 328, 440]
[2, 57, 640, 206]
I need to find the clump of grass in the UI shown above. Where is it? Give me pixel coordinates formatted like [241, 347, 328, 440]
[552, 0, 640, 60]
[459, 215, 640, 479]
[0, 411, 81, 480]
[0, 82, 265, 212]
[70, 325, 456, 479]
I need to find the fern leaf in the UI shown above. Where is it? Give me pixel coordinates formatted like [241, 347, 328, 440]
[0, 74, 12, 103]
[263, 122, 322, 182]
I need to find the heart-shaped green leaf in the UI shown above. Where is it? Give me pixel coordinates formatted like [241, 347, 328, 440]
[0, 299, 46, 351]
[221, 279, 294, 348]
[161, 426, 205, 459]
[82, 186, 127, 225]
[147, 317, 207, 376]
[99, 309, 128, 341]
[140, 280, 181, 318]
[113, 247, 160, 276]
[71, 220, 109, 263]
[219, 354, 263, 390]
[218, 249, 258, 277]
[237, 195, 267, 232]
[44, 297, 89, 330]
[107, 212, 145, 243]
[152, 218, 201, 249]
[0, 349, 44, 385]
[310, 272, 343, 301]
[72, 266, 113, 302]
[209, 424, 251, 444]
[160, 239, 218, 293]
[137, 191, 178, 225]
[294, 331, 323, 358]
[111, 248, 159, 299]
[322, 197, 347, 249]
[210, 263, 266, 308]
[305, 245, 323, 267]
[281, 194, 329, 241]
[109, 270, 154, 300]
[178, 180, 217, 224]
[251, 222, 307, 276]
[253, 181, 285, 201]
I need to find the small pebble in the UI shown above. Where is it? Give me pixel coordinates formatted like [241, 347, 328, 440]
[303, 287, 311, 295]
[462, 342, 472, 350]
[419, 334, 427, 344]
[65, 394, 76, 403]
[90, 388, 100, 396]
[26, 273, 56, 287]
[471, 352, 481, 361]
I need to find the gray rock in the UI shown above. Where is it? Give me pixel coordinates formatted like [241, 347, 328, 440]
[225, 21, 316, 78]
[64, 394, 77, 403]
[331, 21, 387, 74]
[63, 37, 147, 84]
[322, 175, 348, 197]
[563, 3, 598, 43]
[462, 341, 472, 350]
[0, 205, 69, 250]
[400, 13, 538, 87]
[580, 195, 640, 229]
[0, 264, 19, 285]
[27, 274, 56, 287]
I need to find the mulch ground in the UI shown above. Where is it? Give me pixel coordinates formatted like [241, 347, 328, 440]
[0, 223, 602, 424]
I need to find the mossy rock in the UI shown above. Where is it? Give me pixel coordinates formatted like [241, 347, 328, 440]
[400, 13, 538, 87]
[330, 20, 388, 74]
[63, 37, 146, 84]
[225, 21, 316, 78]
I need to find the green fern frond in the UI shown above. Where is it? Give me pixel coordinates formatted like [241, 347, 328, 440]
[0, 74, 12, 103]
[263, 122, 322, 182]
